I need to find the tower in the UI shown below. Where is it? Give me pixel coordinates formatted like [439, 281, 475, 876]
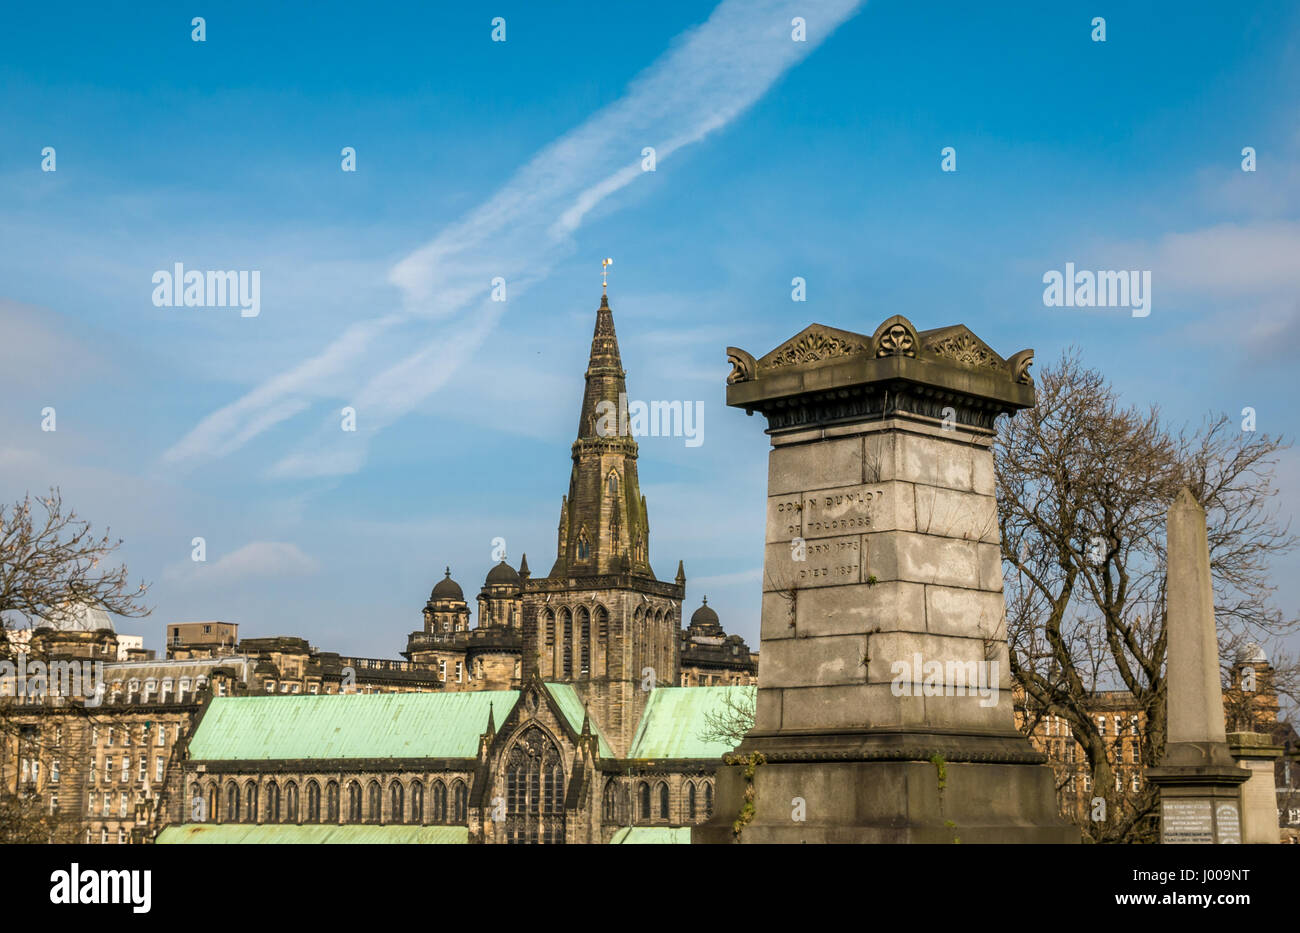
[521, 289, 685, 756]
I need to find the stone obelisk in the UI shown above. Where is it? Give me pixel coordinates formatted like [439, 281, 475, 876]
[694, 315, 1076, 844]
[1147, 488, 1248, 843]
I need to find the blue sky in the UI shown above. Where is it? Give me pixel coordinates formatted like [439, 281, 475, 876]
[3, 0, 1299, 663]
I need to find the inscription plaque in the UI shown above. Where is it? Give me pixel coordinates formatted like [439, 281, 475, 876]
[1162, 799, 1213, 843]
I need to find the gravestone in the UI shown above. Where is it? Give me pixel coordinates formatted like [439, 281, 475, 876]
[694, 315, 1077, 844]
[1146, 488, 1248, 843]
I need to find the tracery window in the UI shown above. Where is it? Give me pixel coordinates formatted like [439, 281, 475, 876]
[307, 781, 321, 822]
[578, 607, 591, 676]
[576, 531, 589, 560]
[285, 781, 299, 823]
[347, 781, 362, 822]
[368, 780, 382, 823]
[410, 780, 424, 824]
[327, 781, 340, 822]
[245, 781, 259, 822]
[432, 780, 447, 822]
[687, 782, 697, 821]
[265, 781, 279, 823]
[561, 609, 573, 678]
[225, 783, 240, 823]
[452, 780, 468, 823]
[390, 782, 405, 824]
[657, 781, 669, 821]
[638, 782, 651, 822]
[504, 727, 565, 844]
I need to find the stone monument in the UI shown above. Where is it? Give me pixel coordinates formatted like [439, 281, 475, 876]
[694, 315, 1077, 843]
[1146, 488, 1249, 843]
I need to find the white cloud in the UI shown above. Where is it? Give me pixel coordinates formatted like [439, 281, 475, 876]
[163, 0, 866, 478]
[163, 541, 319, 587]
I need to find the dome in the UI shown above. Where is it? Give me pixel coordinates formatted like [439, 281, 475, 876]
[690, 597, 720, 629]
[1236, 642, 1268, 664]
[485, 560, 521, 586]
[40, 602, 115, 633]
[430, 567, 465, 602]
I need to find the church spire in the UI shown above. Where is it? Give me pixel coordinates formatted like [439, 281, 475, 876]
[551, 290, 653, 579]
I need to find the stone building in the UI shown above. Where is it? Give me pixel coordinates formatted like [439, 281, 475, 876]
[1018, 645, 1300, 839]
[156, 677, 752, 844]
[398, 291, 760, 756]
[678, 598, 758, 687]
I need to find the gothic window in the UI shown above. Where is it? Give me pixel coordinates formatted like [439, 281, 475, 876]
[503, 727, 565, 844]
[704, 782, 713, 818]
[576, 530, 590, 560]
[561, 609, 573, 678]
[687, 782, 697, 821]
[432, 780, 447, 822]
[307, 781, 321, 822]
[578, 607, 591, 676]
[286, 782, 299, 823]
[347, 781, 362, 822]
[225, 783, 240, 823]
[607, 471, 618, 495]
[602, 781, 618, 823]
[657, 781, 669, 821]
[390, 782, 404, 824]
[244, 781, 258, 822]
[368, 780, 382, 823]
[265, 781, 280, 823]
[544, 611, 555, 647]
[410, 780, 424, 824]
[637, 782, 651, 822]
[452, 780, 468, 823]
[595, 606, 609, 677]
[208, 785, 219, 823]
[327, 781, 340, 822]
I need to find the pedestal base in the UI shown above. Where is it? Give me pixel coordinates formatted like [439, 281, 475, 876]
[693, 737, 1079, 844]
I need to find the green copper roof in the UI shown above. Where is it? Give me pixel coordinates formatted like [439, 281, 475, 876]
[627, 685, 754, 760]
[545, 682, 614, 758]
[187, 691, 519, 760]
[609, 826, 692, 844]
[156, 824, 469, 844]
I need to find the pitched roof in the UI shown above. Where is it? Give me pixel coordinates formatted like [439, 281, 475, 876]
[627, 685, 754, 760]
[545, 682, 614, 758]
[187, 691, 518, 760]
[156, 824, 468, 844]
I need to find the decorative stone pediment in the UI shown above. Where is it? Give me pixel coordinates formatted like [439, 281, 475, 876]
[758, 324, 871, 371]
[920, 325, 1006, 371]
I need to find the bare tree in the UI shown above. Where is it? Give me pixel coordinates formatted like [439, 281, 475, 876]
[997, 351, 1297, 842]
[698, 687, 757, 749]
[0, 488, 150, 843]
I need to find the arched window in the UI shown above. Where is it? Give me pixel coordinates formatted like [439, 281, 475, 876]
[504, 727, 565, 844]
[704, 782, 713, 818]
[368, 781, 382, 823]
[347, 781, 362, 822]
[307, 781, 321, 823]
[285, 782, 299, 823]
[410, 780, 424, 824]
[637, 782, 651, 823]
[452, 780, 468, 823]
[208, 784, 219, 823]
[225, 783, 240, 823]
[602, 781, 619, 824]
[544, 610, 555, 647]
[607, 471, 618, 495]
[561, 609, 573, 678]
[390, 782, 405, 824]
[327, 781, 340, 822]
[432, 780, 447, 823]
[595, 607, 609, 677]
[577, 607, 591, 677]
[576, 530, 589, 560]
[657, 782, 669, 821]
[687, 782, 697, 821]
[265, 781, 280, 823]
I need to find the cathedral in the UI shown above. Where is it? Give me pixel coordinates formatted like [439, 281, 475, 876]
[400, 288, 752, 757]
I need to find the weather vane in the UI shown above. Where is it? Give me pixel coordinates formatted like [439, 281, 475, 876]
[602, 257, 613, 292]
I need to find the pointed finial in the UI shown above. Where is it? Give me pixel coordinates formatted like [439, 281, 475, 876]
[444, 566, 451, 578]
[602, 257, 613, 292]
[703, 595, 708, 605]
[487, 701, 496, 733]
